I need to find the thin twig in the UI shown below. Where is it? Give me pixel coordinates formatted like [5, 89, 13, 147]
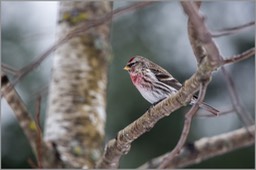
[181, 1, 222, 63]
[1, 73, 58, 168]
[1, 63, 19, 75]
[35, 96, 42, 131]
[3, 38, 67, 95]
[212, 21, 255, 38]
[67, 2, 156, 37]
[223, 47, 255, 65]
[3, 2, 156, 93]
[30, 84, 49, 103]
[96, 2, 254, 168]
[1, 73, 39, 157]
[221, 67, 254, 127]
[196, 108, 234, 118]
[35, 96, 43, 168]
[97, 54, 219, 168]
[158, 81, 209, 168]
[186, 2, 206, 64]
[138, 125, 255, 169]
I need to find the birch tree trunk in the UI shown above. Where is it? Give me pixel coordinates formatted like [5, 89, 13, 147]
[44, 2, 112, 168]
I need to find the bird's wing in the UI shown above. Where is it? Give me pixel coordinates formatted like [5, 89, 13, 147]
[150, 67, 182, 90]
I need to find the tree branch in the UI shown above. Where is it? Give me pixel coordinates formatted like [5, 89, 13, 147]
[1, 73, 39, 156]
[181, 1, 222, 63]
[3, 2, 156, 92]
[223, 47, 255, 65]
[221, 67, 254, 127]
[1, 73, 59, 168]
[139, 125, 255, 169]
[182, 1, 254, 132]
[1, 63, 19, 75]
[97, 2, 254, 168]
[211, 21, 255, 38]
[35, 96, 42, 168]
[186, 2, 206, 64]
[158, 81, 209, 168]
[97, 50, 221, 168]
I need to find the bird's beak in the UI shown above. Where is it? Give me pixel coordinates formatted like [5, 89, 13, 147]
[123, 66, 130, 71]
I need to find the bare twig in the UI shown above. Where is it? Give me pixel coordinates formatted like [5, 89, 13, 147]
[221, 67, 254, 127]
[158, 81, 209, 168]
[196, 108, 234, 118]
[187, 2, 206, 64]
[96, 51, 220, 168]
[35, 95, 42, 131]
[3, 38, 67, 95]
[1, 63, 19, 75]
[182, 1, 254, 128]
[3, 2, 156, 93]
[1, 73, 60, 168]
[139, 125, 255, 169]
[181, 1, 222, 63]
[30, 84, 49, 103]
[96, 1, 253, 168]
[66, 2, 156, 37]
[1, 73, 39, 157]
[212, 21, 255, 38]
[223, 47, 255, 65]
[35, 96, 43, 168]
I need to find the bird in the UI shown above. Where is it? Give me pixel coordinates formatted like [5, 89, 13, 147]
[123, 55, 219, 115]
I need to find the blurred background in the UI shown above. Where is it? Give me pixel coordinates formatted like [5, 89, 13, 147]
[1, 1, 255, 168]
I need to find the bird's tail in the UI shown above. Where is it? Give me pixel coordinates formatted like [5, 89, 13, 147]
[199, 102, 220, 116]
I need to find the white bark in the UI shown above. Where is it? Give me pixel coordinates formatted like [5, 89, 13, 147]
[44, 1, 112, 168]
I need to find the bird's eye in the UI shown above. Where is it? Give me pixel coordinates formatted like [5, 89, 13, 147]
[127, 62, 136, 67]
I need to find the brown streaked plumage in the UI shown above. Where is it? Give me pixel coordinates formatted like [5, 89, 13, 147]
[124, 56, 219, 115]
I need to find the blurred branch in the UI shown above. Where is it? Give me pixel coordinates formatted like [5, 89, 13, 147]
[158, 81, 209, 168]
[31, 84, 49, 102]
[1, 73, 61, 168]
[4, 2, 156, 91]
[182, 0, 254, 151]
[221, 67, 254, 127]
[197, 108, 234, 118]
[1, 73, 39, 156]
[223, 47, 255, 65]
[1, 63, 19, 75]
[2, 2, 156, 168]
[69, 2, 156, 36]
[187, 2, 206, 64]
[2, 40, 63, 95]
[212, 21, 255, 38]
[139, 125, 255, 169]
[181, 1, 223, 63]
[35, 96, 42, 168]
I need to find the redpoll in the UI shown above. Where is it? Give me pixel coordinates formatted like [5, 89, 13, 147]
[124, 56, 219, 115]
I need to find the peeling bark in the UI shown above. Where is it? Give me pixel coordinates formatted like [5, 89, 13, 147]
[44, 2, 112, 168]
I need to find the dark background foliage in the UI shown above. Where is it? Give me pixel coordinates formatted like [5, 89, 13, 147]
[1, 1, 254, 168]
